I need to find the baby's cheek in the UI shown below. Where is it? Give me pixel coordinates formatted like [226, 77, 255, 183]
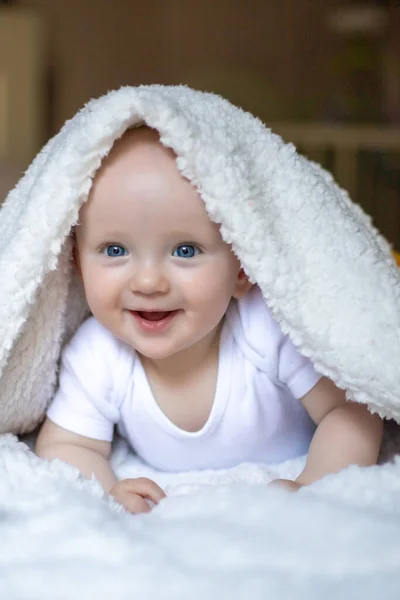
[193, 277, 233, 319]
[82, 269, 115, 311]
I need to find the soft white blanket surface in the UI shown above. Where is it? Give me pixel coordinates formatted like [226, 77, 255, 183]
[1, 434, 400, 599]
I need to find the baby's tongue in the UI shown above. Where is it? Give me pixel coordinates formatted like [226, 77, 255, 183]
[140, 311, 170, 322]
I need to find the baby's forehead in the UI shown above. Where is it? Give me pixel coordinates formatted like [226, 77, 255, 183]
[83, 126, 212, 224]
[116, 125, 161, 149]
[95, 126, 173, 177]
[90, 130, 186, 202]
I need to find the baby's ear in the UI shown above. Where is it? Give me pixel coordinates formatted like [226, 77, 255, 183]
[233, 268, 253, 299]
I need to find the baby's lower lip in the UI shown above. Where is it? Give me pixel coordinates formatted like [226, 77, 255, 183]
[130, 310, 178, 332]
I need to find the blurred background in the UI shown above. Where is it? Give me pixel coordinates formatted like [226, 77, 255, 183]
[0, 0, 399, 247]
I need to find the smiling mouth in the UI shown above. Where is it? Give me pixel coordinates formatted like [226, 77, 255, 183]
[130, 309, 179, 332]
[136, 311, 172, 322]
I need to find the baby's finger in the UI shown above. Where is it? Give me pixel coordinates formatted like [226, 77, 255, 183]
[121, 492, 151, 514]
[269, 478, 302, 492]
[125, 477, 166, 503]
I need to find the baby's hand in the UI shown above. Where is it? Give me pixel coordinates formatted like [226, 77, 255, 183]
[109, 477, 166, 514]
[268, 479, 304, 492]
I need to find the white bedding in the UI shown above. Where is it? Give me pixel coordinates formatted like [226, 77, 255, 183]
[0, 433, 400, 599]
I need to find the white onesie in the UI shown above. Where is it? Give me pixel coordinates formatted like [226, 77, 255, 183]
[47, 287, 320, 471]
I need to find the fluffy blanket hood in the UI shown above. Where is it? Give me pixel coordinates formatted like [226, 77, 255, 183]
[0, 85, 399, 433]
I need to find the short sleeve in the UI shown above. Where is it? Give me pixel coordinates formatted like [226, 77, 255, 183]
[229, 286, 321, 398]
[47, 317, 123, 441]
[278, 335, 321, 399]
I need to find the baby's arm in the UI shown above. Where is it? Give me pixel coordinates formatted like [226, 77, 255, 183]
[36, 418, 165, 512]
[36, 418, 117, 489]
[296, 377, 383, 486]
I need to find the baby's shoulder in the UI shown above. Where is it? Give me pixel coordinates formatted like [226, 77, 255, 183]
[68, 316, 119, 349]
[226, 286, 285, 368]
[64, 317, 136, 369]
[235, 286, 284, 341]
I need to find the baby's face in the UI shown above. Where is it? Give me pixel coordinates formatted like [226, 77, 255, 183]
[75, 128, 250, 361]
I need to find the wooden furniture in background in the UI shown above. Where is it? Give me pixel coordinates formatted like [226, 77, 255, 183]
[0, 7, 45, 166]
[272, 123, 400, 198]
[17, 0, 336, 132]
[271, 123, 400, 249]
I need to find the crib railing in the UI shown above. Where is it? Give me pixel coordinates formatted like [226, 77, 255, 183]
[271, 123, 400, 249]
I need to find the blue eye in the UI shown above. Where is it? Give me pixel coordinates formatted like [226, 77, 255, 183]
[172, 244, 200, 259]
[103, 244, 127, 257]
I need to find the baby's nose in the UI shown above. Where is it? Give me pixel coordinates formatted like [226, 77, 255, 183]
[129, 264, 170, 294]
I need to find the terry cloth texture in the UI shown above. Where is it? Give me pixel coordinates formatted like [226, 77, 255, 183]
[0, 85, 399, 435]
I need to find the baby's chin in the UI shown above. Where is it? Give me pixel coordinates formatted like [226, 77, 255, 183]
[114, 331, 188, 361]
[134, 345, 190, 364]
[133, 334, 214, 364]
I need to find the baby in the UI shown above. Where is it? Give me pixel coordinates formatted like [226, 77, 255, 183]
[36, 126, 383, 513]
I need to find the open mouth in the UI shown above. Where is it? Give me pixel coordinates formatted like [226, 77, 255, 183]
[137, 311, 172, 322]
[131, 310, 178, 331]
